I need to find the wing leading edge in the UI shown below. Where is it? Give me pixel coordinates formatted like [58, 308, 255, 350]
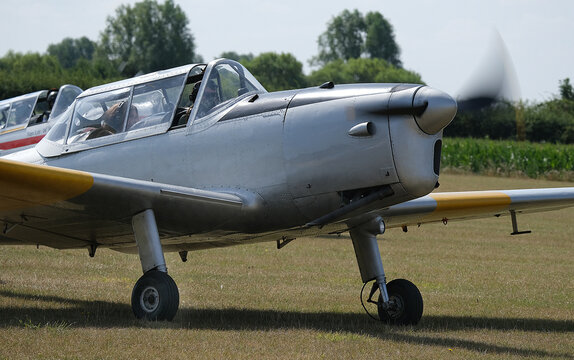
[2, 157, 574, 250]
[0, 158, 257, 249]
[378, 188, 574, 229]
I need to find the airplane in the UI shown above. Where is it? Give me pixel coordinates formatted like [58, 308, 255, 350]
[1, 58, 574, 325]
[0, 84, 82, 155]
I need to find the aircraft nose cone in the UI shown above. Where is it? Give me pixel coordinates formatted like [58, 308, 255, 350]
[413, 87, 457, 135]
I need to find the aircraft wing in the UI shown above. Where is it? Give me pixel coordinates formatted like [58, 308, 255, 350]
[378, 188, 574, 230]
[2, 157, 574, 251]
[0, 158, 257, 249]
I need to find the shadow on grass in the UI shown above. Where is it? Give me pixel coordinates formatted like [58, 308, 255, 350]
[1, 289, 573, 358]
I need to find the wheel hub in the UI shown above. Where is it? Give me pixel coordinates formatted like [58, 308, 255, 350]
[140, 286, 160, 312]
[385, 295, 405, 319]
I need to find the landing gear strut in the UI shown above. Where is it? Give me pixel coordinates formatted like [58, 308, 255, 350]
[131, 209, 179, 321]
[350, 216, 423, 325]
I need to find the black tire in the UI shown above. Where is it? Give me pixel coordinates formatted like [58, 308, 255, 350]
[378, 279, 423, 325]
[131, 270, 179, 321]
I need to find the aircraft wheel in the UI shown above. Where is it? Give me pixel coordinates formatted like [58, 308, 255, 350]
[378, 279, 423, 325]
[131, 270, 179, 321]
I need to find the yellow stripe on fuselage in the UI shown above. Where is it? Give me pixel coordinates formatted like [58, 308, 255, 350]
[0, 126, 26, 135]
[0, 158, 94, 211]
[427, 191, 511, 219]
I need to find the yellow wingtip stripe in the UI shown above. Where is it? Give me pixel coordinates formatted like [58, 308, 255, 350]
[0, 158, 94, 210]
[427, 191, 512, 220]
[430, 192, 511, 211]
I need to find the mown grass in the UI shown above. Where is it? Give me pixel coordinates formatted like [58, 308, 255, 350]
[442, 137, 574, 180]
[0, 174, 573, 359]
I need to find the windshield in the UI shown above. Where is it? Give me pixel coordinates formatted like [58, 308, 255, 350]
[3, 95, 36, 129]
[39, 60, 263, 151]
[67, 87, 130, 142]
[51, 85, 83, 119]
[188, 59, 266, 131]
[67, 74, 186, 144]
[43, 104, 74, 144]
[0, 103, 9, 129]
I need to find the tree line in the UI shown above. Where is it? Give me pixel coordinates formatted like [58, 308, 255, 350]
[446, 79, 574, 144]
[0, 1, 572, 144]
[0, 4, 418, 98]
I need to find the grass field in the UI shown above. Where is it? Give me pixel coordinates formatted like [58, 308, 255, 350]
[1, 173, 573, 359]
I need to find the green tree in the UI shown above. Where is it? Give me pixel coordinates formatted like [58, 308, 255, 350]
[445, 101, 517, 140]
[219, 51, 254, 63]
[524, 99, 574, 143]
[0, 51, 121, 100]
[98, 0, 200, 77]
[67, 57, 123, 88]
[0, 52, 64, 99]
[559, 78, 574, 101]
[446, 78, 574, 143]
[47, 37, 96, 69]
[314, 9, 365, 65]
[364, 11, 401, 67]
[244, 53, 306, 92]
[312, 9, 401, 67]
[307, 58, 422, 86]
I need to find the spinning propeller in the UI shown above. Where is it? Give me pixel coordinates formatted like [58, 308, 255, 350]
[456, 29, 521, 111]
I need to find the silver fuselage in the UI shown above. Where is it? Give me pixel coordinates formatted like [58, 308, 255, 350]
[5, 60, 455, 251]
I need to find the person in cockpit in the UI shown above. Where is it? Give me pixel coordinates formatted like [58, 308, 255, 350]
[196, 79, 221, 118]
[86, 101, 127, 139]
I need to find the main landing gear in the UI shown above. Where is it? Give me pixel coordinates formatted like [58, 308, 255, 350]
[350, 216, 423, 325]
[128, 210, 421, 324]
[132, 270, 179, 320]
[131, 209, 179, 321]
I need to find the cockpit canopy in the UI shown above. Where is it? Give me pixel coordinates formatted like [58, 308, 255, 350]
[0, 85, 82, 134]
[39, 59, 266, 156]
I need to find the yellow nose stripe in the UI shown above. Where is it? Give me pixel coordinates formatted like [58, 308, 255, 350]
[0, 159, 94, 211]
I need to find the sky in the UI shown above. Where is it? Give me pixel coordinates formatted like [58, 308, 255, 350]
[0, 0, 572, 102]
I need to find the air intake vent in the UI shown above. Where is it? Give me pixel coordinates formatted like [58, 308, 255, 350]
[434, 140, 442, 175]
[319, 81, 334, 89]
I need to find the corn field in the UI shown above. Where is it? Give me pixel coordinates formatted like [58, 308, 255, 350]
[441, 137, 574, 180]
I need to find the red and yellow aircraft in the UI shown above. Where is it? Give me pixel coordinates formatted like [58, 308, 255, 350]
[0, 85, 82, 155]
[1, 59, 573, 325]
